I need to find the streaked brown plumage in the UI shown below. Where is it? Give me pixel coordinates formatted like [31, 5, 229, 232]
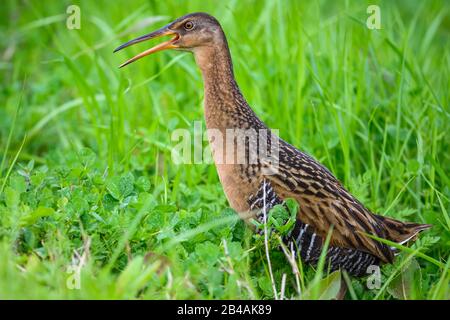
[115, 12, 431, 277]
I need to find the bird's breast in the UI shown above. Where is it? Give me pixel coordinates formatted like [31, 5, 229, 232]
[206, 127, 263, 214]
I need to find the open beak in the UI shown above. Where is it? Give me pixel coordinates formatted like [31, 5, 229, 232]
[114, 26, 179, 68]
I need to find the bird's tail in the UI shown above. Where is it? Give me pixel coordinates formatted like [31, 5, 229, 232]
[374, 214, 432, 245]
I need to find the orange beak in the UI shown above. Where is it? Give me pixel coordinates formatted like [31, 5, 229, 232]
[114, 26, 179, 68]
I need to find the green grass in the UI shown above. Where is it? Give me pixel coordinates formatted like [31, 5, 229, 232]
[0, 0, 449, 299]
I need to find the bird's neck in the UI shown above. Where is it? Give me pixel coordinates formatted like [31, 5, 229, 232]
[194, 44, 261, 131]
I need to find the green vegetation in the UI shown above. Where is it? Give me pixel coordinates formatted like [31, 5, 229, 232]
[0, 0, 449, 299]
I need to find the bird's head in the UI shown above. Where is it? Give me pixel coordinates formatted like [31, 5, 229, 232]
[114, 12, 225, 68]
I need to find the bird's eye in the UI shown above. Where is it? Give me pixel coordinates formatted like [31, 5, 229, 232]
[184, 21, 194, 30]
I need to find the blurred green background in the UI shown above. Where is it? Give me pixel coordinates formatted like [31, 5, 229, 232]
[0, 0, 448, 299]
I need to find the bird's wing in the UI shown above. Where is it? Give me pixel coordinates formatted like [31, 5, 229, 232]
[247, 178, 327, 263]
[263, 139, 395, 263]
[246, 177, 382, 275]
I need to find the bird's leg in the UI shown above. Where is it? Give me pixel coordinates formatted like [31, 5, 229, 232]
[334, 274, 348, 300]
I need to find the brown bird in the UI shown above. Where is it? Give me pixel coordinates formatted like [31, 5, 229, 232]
[114, 13, 431, 280]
